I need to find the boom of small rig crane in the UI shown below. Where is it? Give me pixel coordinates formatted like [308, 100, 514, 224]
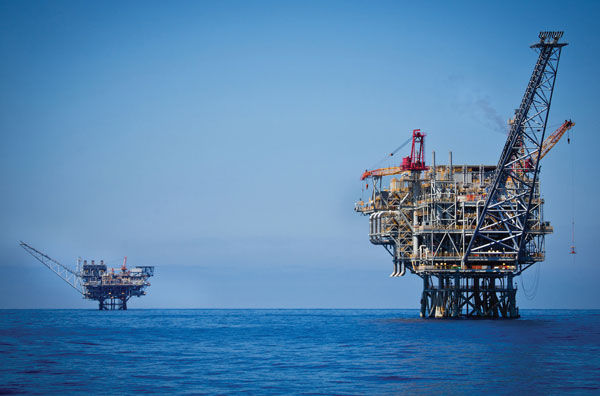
[517, 119, 574, 171]
[540, 120, 574, 160]
[361, 166, 407, 180]
[19, 241, 83, 294]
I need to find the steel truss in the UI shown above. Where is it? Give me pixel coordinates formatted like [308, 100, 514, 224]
[19, 241, 83, 294]
[99, 295, 128, 310]
[463, 32, 567, 269]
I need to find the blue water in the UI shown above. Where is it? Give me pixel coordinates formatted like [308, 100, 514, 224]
[0, 310, 599, 394]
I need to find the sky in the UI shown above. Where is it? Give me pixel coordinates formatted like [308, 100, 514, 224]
[1, 0, 599, 309]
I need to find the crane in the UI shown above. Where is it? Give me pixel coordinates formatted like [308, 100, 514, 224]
[463, 31, 567, 269]
[517, 119, 575, 171]
[19, 241, 83, 294]
[540, 119, 574, 159]
[361, 166, 408, 180]
[361, 129, 428, 180]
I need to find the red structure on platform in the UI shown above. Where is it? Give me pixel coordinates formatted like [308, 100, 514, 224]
[401, 129, 428, 171]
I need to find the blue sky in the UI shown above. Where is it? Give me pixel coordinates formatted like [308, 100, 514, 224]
[1, 1, 599, 308]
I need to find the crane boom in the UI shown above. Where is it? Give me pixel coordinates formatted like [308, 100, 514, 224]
[540, 120, 574, 160]
[463, 31, 567, 267]
[19, 241, 83, 294]
[361, 166, 407, 180]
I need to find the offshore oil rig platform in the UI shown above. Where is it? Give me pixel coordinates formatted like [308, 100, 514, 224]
[20, 242, 154, 310]
[355, 32, 572, 318]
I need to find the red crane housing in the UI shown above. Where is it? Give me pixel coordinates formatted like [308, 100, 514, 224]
[360, 129, 429, 180]
[401, 129, 428, 171]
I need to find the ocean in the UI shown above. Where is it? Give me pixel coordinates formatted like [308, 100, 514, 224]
[0, 309, 599, 394]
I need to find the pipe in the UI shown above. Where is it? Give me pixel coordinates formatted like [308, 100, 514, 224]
[390, 260, 406, 277]
[479, 165, 484, 187]
[476, 200, 485, 224]
[432, 150, 436, 180]
[449, 151, 453, 181]
[398, 261, 406, 277]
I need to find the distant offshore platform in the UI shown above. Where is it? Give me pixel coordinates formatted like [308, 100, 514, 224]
[20, 242, 154, 310]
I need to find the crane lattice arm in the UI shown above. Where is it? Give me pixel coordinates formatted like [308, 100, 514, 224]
[19, 241, 83, 294]
[540, 120, 574, 160]
[361, 166, 407, 180]
[463, 31, 567, 267]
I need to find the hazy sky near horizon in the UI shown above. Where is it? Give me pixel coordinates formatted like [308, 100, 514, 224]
[1, 0, 599, 308]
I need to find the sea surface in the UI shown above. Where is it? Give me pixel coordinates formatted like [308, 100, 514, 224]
[0, 309, 599, 395]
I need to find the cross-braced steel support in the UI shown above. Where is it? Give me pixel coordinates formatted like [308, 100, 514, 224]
[420, 273, 519, 319]
[99, 296, 129, 310]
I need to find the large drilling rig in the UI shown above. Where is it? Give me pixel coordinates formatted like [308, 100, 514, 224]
[20, 242, 154, 310]
[355, 32, 571, 318]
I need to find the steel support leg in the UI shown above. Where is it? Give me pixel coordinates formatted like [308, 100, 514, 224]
[420, 273, 520, 319]
[420, 275, 429, 318]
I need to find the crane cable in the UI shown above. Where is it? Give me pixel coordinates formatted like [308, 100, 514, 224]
[521, 261, 541, 300]
[569, 128, 576, 260]
[521, 122, 577, 300]
[369, 136, 412, 170]
[361, 135, 412, 195]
